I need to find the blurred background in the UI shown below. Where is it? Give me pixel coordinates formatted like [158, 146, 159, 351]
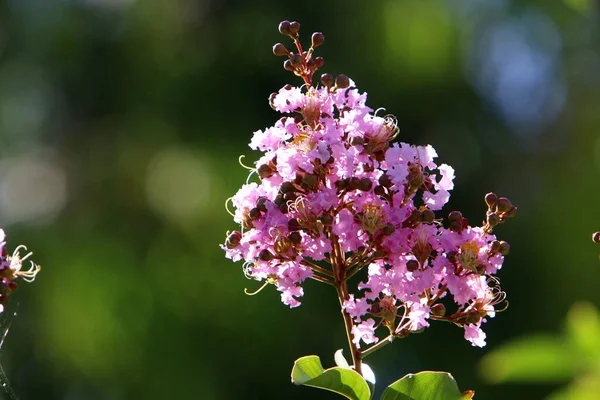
[0, 0, 599, 398]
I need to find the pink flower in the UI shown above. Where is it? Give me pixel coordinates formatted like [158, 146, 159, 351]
[464, 323, 487, 347]
[351, 319, 378, 346]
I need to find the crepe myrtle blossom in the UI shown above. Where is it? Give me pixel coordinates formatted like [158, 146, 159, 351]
[222, 21, 516, 373]
[0, 229, 41, 314]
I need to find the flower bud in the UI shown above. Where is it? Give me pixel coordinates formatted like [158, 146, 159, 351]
[306, 58, 315, 69]
[289, 231, 302, 245]
[335, 178, 349, 191]
[249, 207, 261, 220]
[465, 312, 480, 325]
[288, 218, 301, 231]
[382, 223, 395, 236]
[256, 197, 268, 212]
[446, 251, 457, 263]
[225, 231, 242, 249]
[448, 211, 462, 223]
[283, 192, 298, 203]
[321, 73, 334, 88]
[498, 241, 510, 256]
[280, 181, 296, 194]
[593, 231, 600, 244]
[504, 205, 517, 218]
[279, 202, 288, 213]
[273, 43, 288, 56]
[278, 20, 291, 35]
[487, 212, 499, 227]
[490, 240, 501, 254]
[496, 197, 512, 213]
[289, 21, 300, 35]
[421, 209, 435, 223]
[258, 164, 274, 179]
[378, 173, 392, 187]
[348, 177, 361, 191]
[358, 178, 373, 192]
[406, 259, 419, 272]
[485, 192, 497, 208]
[258, 249, 274, 261]
[349, 136, 364, 146]
[431, 303, 446, 317]
[373, 185, 386, 196]
[314, 57, 324, 68]
[283, 59, 294, 71]
[303, 173, 318, 188]
[289, 54, 303, 68]
[335, 74, 350, 89]
[311, 32, 325, 48]
[320, 214, 334, 226]
[274, 195, 285, 207]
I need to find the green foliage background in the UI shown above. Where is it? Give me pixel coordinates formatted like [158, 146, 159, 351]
[0, 0, 599, 398]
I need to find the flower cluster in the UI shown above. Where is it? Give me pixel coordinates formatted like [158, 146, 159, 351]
[223, 21, 515, 349]
[0, 229, 41, 314]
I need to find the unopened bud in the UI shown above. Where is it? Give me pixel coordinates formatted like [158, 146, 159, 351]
[280, 181, 296, 194]
[378, 173, 392, 187]
[226, 231, 242, 249]
[256, 197, 268, 212]
[358, 178, 373, 192]
[382, 223, 395, 236]
[311, 32, 325, 48]
[487, 212, 500, 227]
[504, 205, 517, 218]
[465, 312, 480, 325]
[335, 178, 349, 191]
[249, 207, 261, 220]
[278, 20, 291, 35]
[448, 211, 463, 223]
[431, 303, 446, 317]
[258, 249, 274, 261]
[288, 219, 301, 231]
[485, 192, 497, 208]
[289, 232, 302, 245]
[374, 185, 386, 196]
[422, 209, 435, 223]
[320, 213, 334, 226]
[303, 173, 318, 188]
[593, 231, 600, 244]
[406, 259, 419, 272]
[349, 136, 364, 146]
[335, 74, 350, 89]
[498, 241, 510, 256]
[283, 59, 294, 71]
[258, 164, 274, 179]
[306, 58, 315, 69]
[289, 54, 303, 68]
[321, 73, 334, 88]
[496, 197, 512, 213]
[273, 43, 288, 56]
[314, 57, 324, 68]
[348, 177, 361, 191]
[288, 21, 300, 35]
[490, 240, 501, 254]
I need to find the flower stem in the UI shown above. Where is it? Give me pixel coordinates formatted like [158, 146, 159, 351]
[329, 229, 363, 375]
[359, 334, 394, 359]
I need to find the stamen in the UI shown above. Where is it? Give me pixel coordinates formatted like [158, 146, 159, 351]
[238, 155, 256, 171]
[244, 280, 270, 296]
[224, 197, 236, 217]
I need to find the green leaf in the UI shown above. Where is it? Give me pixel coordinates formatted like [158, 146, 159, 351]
[380, 371, 472, 400]
[291, 355, 372, 400]
[565, 302, 600, 362]
[479, 334, 577, 383]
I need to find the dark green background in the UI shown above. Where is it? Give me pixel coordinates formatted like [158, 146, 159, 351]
[0, 0, 599, 398]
